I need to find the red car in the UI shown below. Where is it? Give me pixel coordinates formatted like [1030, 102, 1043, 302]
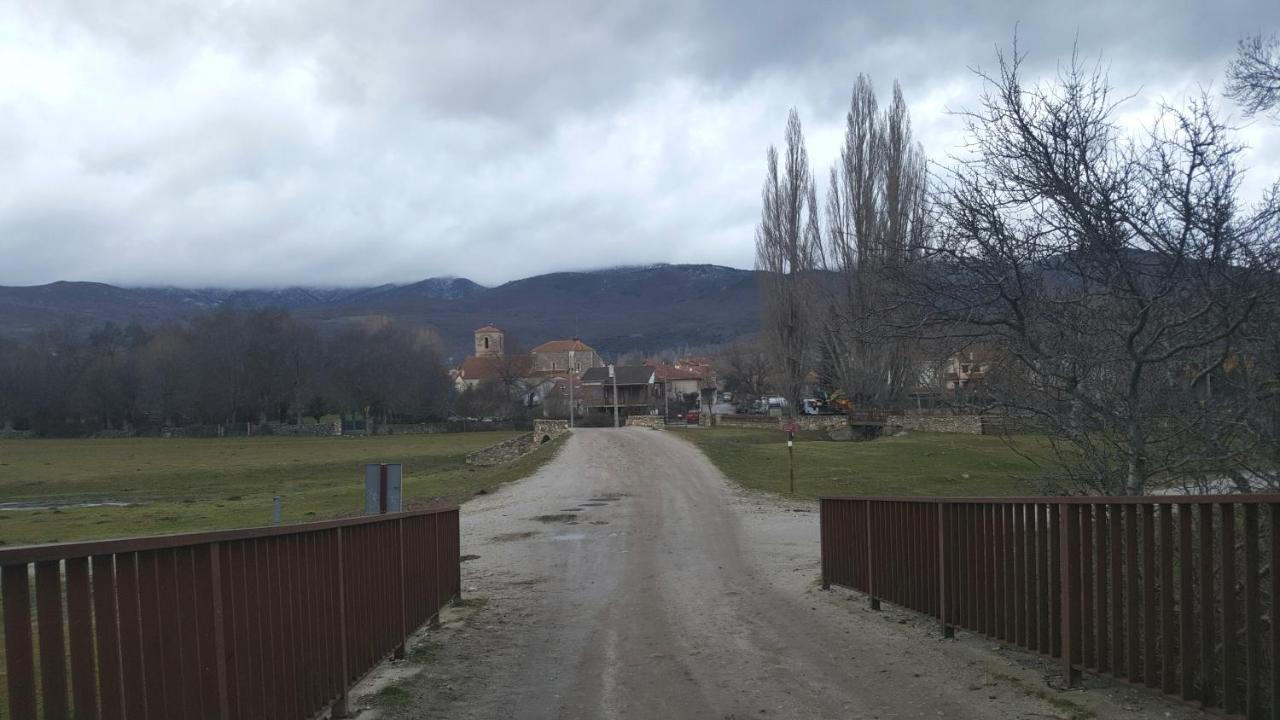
[684, 410, 701, 425]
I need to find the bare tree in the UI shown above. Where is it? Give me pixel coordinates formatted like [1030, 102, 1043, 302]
[1227, 33, 1280, 118]
[906, 44, 1279, 495]
[756, 109, 822, 417]
[821, 76, 929, 411]
[716, 337, 773, 399]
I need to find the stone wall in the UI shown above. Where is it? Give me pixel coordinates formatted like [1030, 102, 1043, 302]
[162, 425, 225, 438]
[532, 419, 570, 438]
[92, 428, 138, 439]
[466, 419, 569, 466]
[712, 414, 779, 429]
[0, 429, 35, 439]
[625, 415, 663, 428]
[369, 422, 448, 436]
[268, 421, 343, 437]
[464, 432, 545, 465]
[886, 414, 983, 435]
[794, 415, 848, 432]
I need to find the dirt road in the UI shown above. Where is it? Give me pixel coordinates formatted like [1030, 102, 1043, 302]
[377, 428, 1206, 719]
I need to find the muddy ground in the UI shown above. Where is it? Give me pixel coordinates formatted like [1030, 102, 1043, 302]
[351, 428, 1210, 719]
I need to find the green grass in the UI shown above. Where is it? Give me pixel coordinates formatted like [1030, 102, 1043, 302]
[673, 427, 1060, 498]
[0, 432, 565, 546]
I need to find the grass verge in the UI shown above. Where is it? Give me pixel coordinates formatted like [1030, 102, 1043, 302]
[0, 432, 566, 546]
[672, 427, 1058, 498]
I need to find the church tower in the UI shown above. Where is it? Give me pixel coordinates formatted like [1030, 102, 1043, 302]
[474, 325, 505, 358]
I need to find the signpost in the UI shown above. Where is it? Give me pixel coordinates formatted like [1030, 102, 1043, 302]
[781, 421, 798, 494]
[609, 364, 619, 428]
[364, 463, 403, 514]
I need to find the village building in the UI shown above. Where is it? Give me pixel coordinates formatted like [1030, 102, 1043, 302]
[530, 339, 603, 373]
[580, 365, 657, 417]
[454, 325, 606, 419]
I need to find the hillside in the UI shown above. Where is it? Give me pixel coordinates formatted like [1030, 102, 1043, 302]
[0, 265, 760, 358]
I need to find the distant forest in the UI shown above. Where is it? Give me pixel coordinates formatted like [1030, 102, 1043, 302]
[0, 308, 453, 436]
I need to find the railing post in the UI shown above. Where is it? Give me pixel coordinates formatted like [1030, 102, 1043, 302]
[866, 500, 880, 611]
[1060, 503, 1081, 687]
[332, 527, 351, 719]
[938, 502, 954, 638]
[394, 518, 407, 660]
[2, 564, 37, 719]
[820, 499, 831, 590]
[210, 542, 231, 718]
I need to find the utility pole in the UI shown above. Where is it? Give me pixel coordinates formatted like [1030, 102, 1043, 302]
[609, 363, 619, 428]
[568, 350, 575, 428]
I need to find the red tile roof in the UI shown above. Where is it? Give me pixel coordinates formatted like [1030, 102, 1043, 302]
[459, 354, 531, 381]
[532, 339, 595, 353]
[645, 359, 703, 381]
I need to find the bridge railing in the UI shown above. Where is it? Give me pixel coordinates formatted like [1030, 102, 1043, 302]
[1, 507, 460, 720]
[821, 496, 1280, 717]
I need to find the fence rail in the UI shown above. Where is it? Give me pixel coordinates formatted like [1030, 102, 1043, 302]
[820, 496, 1280, 718]
[1, 507, 461, 720]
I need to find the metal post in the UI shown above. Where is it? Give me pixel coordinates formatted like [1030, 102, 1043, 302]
[379, 464, 388, 515]
[271, 496, 282, 525]
[568, 350, 575, 428]
[787, 429, 795, 494]
[938, 503, 954, 638]
[209, 543, 232, 717]
[610, 364, 619, 428]
[333, 527, 351, 718]
[1060, 502, 1081, 687]
[867, 501, 880, 610]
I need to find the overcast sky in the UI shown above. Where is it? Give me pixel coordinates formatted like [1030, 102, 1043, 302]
[1, 1, 1277, 288]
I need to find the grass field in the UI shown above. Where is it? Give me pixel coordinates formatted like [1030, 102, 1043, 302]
[672, 427, 1060, 498]
[0, 432, 564, 547]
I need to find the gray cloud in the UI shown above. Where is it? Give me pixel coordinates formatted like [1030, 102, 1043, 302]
[1, 0, 1277, 288]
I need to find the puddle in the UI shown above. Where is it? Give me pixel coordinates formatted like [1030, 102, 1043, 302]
[0, 500, 133, 512]
[578, 502, 607, 507]
[492, 531, 539, 542]
[533, 513, 578, 523]
[588, 496, 625, 502]
[558, 507, 583, 512]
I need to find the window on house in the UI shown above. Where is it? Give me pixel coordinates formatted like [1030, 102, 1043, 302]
[483, 337, 490, 349]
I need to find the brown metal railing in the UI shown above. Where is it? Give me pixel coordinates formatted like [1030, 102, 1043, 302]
[1, 507, 461, 719]
[821, 496, 1280, 717]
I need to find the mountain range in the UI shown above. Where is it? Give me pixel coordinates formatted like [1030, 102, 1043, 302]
[0, 264, 761, 360]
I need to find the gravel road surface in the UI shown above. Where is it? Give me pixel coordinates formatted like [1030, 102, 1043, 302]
[374, 428, 1208, 719]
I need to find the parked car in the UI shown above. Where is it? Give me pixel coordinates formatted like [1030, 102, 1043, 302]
[684, 410, 701, 424]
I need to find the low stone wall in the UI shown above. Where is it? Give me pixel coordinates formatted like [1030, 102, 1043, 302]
[533, 419, 570, 438]
[370, 422, 448, 436]
[466, 433, 539, 465]
[92, 428, 138, 439]
[794, 415, 848, 432]
[625, 415, 663, 428]
[886, 414, 983, 435]
[268, 422, 342, 437]
[0, 429, 35, 439]
[712, 414, 849, 431]
[162, 425, 225, 438]
[466, 419, 570, 466]
[712, 414, 779, 429]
